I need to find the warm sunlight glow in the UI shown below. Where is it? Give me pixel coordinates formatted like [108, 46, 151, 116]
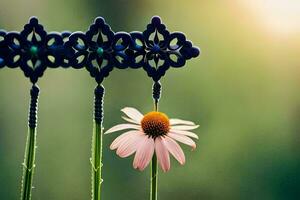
[242, 0, 300, 35]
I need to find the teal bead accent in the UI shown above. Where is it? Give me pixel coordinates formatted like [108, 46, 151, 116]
[30, 46, 38, 57]
[97, 47, 104, 57]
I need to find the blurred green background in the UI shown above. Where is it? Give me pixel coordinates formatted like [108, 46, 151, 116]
[1, 0, 300, 199]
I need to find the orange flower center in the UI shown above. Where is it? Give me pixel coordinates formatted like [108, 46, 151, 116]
[141, 111, 170, 138]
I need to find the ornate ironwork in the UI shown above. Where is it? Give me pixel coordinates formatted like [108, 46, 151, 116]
[0, 16, 200, 83]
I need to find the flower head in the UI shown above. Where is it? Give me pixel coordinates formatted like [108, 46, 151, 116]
[105, 107, 199, 172]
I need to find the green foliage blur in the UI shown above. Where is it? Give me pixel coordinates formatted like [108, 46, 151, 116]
[0, 0, 300, 199]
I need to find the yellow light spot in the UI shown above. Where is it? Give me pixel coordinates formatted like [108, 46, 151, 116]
[241, 0, 300, 35]
[141, 111, 170, 138]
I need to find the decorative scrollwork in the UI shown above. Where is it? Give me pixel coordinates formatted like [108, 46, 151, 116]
[4, 17, 64, 83]
[0, 30, 8, 68]
[0, 16, 200, 83]
[65, 17, 131, 83]
[129, 16, 200, 81]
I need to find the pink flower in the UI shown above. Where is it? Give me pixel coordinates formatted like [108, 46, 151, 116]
[105, 107, 199, 172]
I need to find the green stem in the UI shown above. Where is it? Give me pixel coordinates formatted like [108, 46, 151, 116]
[150, 154, 158, 200]
[91, 121, 103, 200]
[150, 99, 159, 200]
[21, 85, 39, 200]
[91, 84, 104, 200]
[21, 127, 37, 200]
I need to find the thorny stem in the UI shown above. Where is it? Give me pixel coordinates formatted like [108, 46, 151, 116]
[91, 84, 104, 200]
[21, 128, 37, 200]
[91, 121, 103, 200]
[21, 85, 39, 200]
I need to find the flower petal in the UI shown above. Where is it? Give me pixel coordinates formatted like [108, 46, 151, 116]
[104, 123, 140, 134]
[164, 136, 185, 165]
[167, 132, 196, 150]
[121, 107, 144, 122]
[171, 125, 199, 131]
[169, 129, 199, 139]
[122, 116, 140, 124]
[155, 137, 171, 172]
[116, 131, 145, 158]
[110, 130, 143, 150]
[133, 136, 154, 171]
[170, 118, 195, 126]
